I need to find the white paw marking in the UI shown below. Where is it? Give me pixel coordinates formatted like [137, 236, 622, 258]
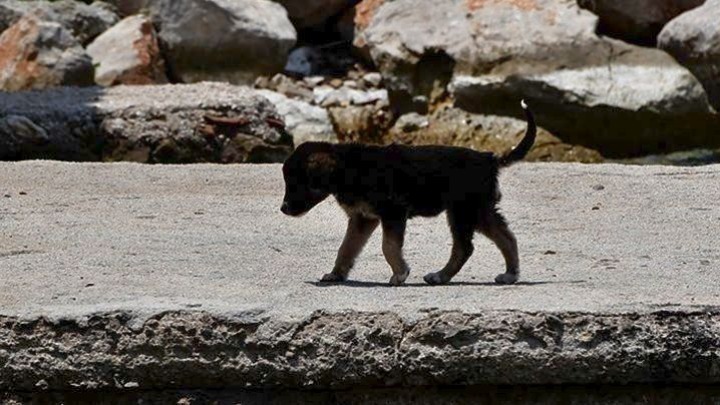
[389, 270, 409, 286]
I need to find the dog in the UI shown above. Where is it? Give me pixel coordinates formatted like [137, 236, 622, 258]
[281, 100, 536, 286]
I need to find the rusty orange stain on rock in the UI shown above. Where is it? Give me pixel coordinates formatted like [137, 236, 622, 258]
[0, 16, 45, 91]
[467, 0, 539, 12]
[355, 0, 386, 31]
[125, 17, 167, 85]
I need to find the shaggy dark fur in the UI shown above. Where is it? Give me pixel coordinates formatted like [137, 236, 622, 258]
[281, 101, 536, 285]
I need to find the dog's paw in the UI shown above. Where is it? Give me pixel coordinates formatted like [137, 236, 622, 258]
[389, 270, 409, 286]
[423, 272, 449, 285]
[494, 272, 519, 285]
[321, 272, 346, 283]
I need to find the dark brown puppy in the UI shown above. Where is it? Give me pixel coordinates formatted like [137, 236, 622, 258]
[281, 101, 536, 286]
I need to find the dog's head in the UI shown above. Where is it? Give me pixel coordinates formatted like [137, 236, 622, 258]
[281, 142, 337, 217]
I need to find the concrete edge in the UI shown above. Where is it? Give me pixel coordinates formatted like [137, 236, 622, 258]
[2, 309, 720, 391]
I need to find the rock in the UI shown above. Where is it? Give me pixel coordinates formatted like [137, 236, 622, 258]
[578, 0, 704, 46]
[360, 0, 719, 157]
[145, 0, 296, 84]
[362, 72, 382, 88]
[314, 86, 389, 107]
[285, 46, 323, 77]
[0, 83, 292, 163]
[269, 73, 314, 101]
[87, 15, 168, 86]
[658, 0, 720, 111]
[451, 63, 718, 157]
[328, 105, 392, 144]
[0, 0, 119, 46]
[257, 89, 337, 144]
[273, 0, 350, 28]
[388, 108, 603, 163]
[303, 76, 325, 87]
[393, 112, 429, 133]
[0, 16, 94, 91]
[351, 0, 386, 59]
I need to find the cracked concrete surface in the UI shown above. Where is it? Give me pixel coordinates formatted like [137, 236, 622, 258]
[0, 162, 719, 390]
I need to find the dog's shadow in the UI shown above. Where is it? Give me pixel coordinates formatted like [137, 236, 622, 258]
[305, 279, 586, 288]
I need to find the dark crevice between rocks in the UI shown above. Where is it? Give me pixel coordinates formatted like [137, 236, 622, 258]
[284, 0, 371, 79]
[387, 50, 456, 116]
[153, 25, 182, 84]
[577, 0, 707, 48]
[6, 384, 720, 404]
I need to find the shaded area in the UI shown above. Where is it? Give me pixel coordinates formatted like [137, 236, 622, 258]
[0, 84, 292, 163]
[6, 384, 720, 405]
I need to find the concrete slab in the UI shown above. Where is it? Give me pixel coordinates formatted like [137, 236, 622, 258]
[1, 162, 719, 390]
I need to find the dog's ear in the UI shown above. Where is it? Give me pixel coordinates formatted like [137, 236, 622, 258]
[306, 151, 336, 189]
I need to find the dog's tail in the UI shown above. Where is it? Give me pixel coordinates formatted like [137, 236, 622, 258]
[499, 100, 536, 167]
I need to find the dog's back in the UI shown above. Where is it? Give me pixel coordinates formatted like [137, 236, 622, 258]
[331, 143, 500, 218]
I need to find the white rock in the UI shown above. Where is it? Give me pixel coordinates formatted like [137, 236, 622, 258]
[257, 89, 337, 144]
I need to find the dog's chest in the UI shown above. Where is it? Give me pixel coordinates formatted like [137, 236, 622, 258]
[338, 200, 380, 219]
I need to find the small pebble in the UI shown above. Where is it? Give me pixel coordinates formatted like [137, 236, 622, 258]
[329, 78, 343, 88]
[362, 72, 382, 87]
[592, 184, 605, 191]
[303, 76, 324, 87]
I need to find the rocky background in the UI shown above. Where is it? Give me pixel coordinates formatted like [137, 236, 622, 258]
[0, 0, 719, 164]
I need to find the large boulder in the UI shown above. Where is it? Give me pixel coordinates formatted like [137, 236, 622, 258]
[273, 0, 350, 28]
[87, 15, 168, 86]
[578, 0, 705, 46]
[0, 0, 119, 46]
[0, 15, 94, 91]
[359, 0, 719, 157]
[0, 84, 292, 163]
[145, 0, 296, 84]
[658, 0, 720, 111]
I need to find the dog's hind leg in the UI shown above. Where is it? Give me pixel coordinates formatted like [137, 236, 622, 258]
[424, 209, 475, 285]
[322, 215, 379, 282]
[478, 210, 519, 284]
[381, 216, 411, 286]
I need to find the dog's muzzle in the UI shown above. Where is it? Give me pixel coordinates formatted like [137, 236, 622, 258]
[281, 201, 305, 216]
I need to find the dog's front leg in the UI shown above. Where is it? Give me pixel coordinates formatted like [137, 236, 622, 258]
[381, 216, 410, 286]
[322, 215, 379, 282]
